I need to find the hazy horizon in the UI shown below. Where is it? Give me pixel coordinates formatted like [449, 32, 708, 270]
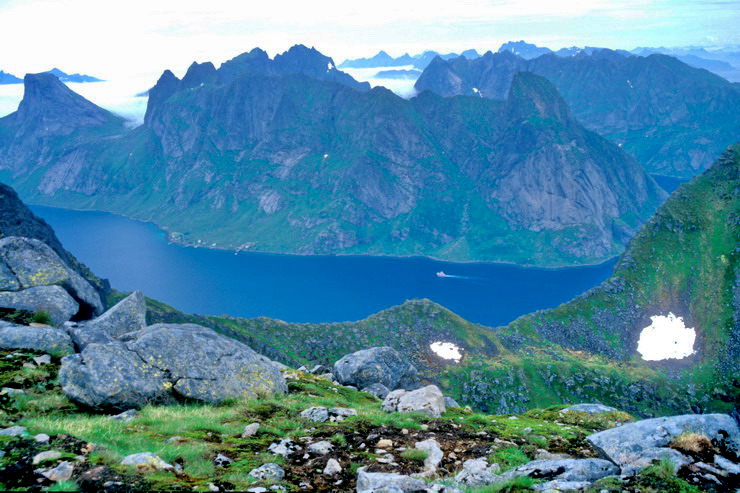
[1, 0, 738, 81]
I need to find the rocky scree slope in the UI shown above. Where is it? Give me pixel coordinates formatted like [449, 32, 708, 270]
[0, 48, 664, 266]
[415, 49, 740, 177]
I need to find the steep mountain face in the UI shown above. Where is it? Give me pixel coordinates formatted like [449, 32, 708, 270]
[415, 50, 740, 178]
[0, 182, 109, 301]
[0, 73, 126, 184]
[0, 53, 664, 265]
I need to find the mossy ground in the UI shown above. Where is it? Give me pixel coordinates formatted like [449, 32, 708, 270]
[0, 349, 664, 492]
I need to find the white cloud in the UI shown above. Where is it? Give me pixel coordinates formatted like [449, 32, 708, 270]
[0, 0, 736, 84]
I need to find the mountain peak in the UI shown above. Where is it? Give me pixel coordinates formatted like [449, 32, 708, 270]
[16, 73, 115, 129]
[181, 61, 217, 89]
[505, 71, 572, 123]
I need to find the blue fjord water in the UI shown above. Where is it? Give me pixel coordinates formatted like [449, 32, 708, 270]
[31, 206, 616, 327]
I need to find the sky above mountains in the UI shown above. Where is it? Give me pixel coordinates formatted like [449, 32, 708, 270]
[0, 0, 738, 80]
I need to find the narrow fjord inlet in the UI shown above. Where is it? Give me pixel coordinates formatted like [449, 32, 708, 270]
[0, 2, 738, 492]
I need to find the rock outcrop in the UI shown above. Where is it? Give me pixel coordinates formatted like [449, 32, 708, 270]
[0, 236, 103, 320]
[0, 322, 74, 355]
[587, 413, 740, 475]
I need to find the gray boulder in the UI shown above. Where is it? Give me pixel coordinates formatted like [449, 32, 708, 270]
[60, 324, 287, 410]
[508, 458, 619, 482]
[356, 468, 460, 492]
[249, 463, 285, 481]
[561, 403, 617, 414]
[444, 396, 461, 408]
[60, 342, 172, 410]
[362, 383, 391, 399]
[414, 438, 443, 474]
[0, 285, 78, 325]
[67, 326, 114, 351]
[0, 237, 103, 317]
[300, 406, 330, 423]
[120, 452, 173, 472]
[455, 458, 501, 486]
[0, 323, 74, 354]
[333, 347, 418, 391]
[382, 385, 446, 418]
[587, 413, 740, 474]
[128, 324, 287, 402]
[80, 291, 146, 338]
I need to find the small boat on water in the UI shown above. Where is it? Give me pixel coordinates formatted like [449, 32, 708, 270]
[436, 271, 448, 278]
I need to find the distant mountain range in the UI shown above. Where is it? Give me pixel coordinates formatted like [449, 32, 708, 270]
[339, 49, 480, 70]
[415, 49, 740, 178]
[0, 70, 22, 85]
[343, 41, 740, 83]
[0, 68, 102, 84]
[0, 45, 665, 266]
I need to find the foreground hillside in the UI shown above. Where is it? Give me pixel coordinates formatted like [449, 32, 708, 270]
[0, 149, 738, 491]
[415, 50, 740, 178]
[0, 46, 665, 266]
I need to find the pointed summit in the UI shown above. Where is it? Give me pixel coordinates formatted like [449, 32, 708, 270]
[15, 73, 118, 133]
[505, 71, 573, 124]
[144, 70, 181, 124]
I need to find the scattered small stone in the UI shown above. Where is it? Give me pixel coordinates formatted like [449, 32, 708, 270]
[120, 452, 173, 473]
[242, 422, 260, 437]
[268, 439, 298, 456]
[249, 463, 285, 481]
[22, 362, 35, 369]
[33, 354, 51, 366]
[300, 406, 330, 423]
[214, 453, 233, 467]
[33, 450, 62, 464]
[207, 482, 220, 492]
[307, 441, 334, 455]
[0, 425, 26, 436]
[323, 458, 342, 475]
[42, 461, 74, 482]
[376, 439, 393, 448]
[414, 438, 443, 473]
[109, 409, 138, 422]
[34, 433, 50, 443]
[246, 488, 266, 493]
[401, 429, 409, 435]
[167, 436, 187, 444]
[1, 387, 25, 396]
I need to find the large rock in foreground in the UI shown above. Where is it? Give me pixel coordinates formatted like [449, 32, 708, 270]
[333, 346, 418, 391]
[382, 385, 446, 417]
[77, 291, 147, 338]
[587, 413, 740, 475]
[0, 237, 103, 318]
[0, 285, 78, 325]
[60, 323, 287, 410]
[0, 322, 74, 355]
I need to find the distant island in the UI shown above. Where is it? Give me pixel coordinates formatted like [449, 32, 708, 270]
[0, 68, 102, 84]
[372, 68, 421, 79]
[46, 68, 103, 83]
[0, 70, 22, 84]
